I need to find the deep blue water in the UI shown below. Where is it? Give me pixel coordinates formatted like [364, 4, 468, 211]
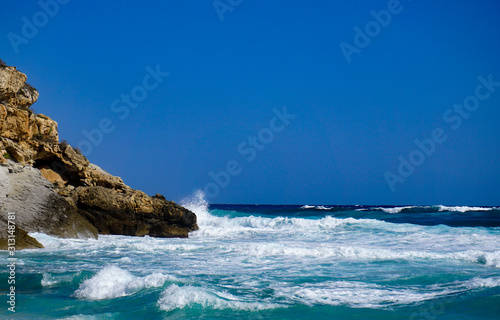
[1, 196, 499, 319]
[211, 204, 500, 227]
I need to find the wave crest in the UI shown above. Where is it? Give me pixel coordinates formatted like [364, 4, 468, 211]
[74, 265, 174, 300]
[437, 205, 493, 212]
[157, 284, 281, 312]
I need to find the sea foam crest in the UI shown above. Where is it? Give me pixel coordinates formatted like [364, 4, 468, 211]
[299, 205, 315, 209]
[376, 206, 415, 214]
[74, 265, 174, 300]
[437, 205, 492, 212]
[29, 232, 95, 250]
[277, 281, 440, 308]
[462, 276, 500, 289]
[157, 284, 281, 311]
[473, 250, 500, 268]
[299, 205, 331, 210]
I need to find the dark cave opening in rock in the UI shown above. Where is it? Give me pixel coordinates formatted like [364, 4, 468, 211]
[33, 158, 83, 187]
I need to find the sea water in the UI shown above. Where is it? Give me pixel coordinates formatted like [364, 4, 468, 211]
[1, 193, 499, 319]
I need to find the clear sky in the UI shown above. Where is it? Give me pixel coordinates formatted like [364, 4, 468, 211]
[2, 0, 500, 205]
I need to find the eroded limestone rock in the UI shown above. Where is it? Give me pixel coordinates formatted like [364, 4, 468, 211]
[0, 60, 198, 250]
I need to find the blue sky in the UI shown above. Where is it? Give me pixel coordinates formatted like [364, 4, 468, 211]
[1, 0, 500, 205]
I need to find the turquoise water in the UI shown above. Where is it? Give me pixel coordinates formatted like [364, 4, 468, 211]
[1, 195, 499, 319]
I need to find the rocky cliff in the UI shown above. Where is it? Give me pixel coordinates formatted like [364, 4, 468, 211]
[0, 60, 198, 250]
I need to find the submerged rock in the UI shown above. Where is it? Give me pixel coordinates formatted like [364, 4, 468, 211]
[0, 60, 198, 250]
[0, 220, 43, 250]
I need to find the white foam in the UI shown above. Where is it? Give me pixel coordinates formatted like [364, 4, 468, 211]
[178, 194, 500, 269]
[74, 265, 174, 300]
[277, 281, 440, 308]
[16, 197, 500, 315]
[462, 276, 500, 289]
[377, 206, 415, 214]
[316, 206, 331, 210]
[300, 205, 315, 209]
[299, 205, 331, 210]
[192, 211, 387, 238]
[437, 205, 492, 212]
[30, 232, 99, 250]
[274, 275, 500, 309]
[118, 257, 132, 263]
[181, 191, 399, 238]
[28, 210, 500, 271]
[226, 241, 500, 267]
[470, 250, 500, 268]
[128, 238, 203, 253]
[157, 284, 281, 311]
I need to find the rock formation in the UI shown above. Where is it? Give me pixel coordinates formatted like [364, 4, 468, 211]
[0, 60, 198, 250]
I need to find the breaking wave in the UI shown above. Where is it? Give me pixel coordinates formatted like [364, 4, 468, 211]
[74, 265, 175, 300]
[157, 284, 281, 311]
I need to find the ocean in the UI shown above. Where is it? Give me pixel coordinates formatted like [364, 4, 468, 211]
[1, 193, 499, 319]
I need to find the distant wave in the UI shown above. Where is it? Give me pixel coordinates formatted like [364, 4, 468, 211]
[298, 205, 497, 214]
[299, 205, 316, 209]
[437, 205, 494, 213]
[300, 205, 331, 210]
[357, 205, 496, 214]
[368, 206, 416, 214]
[297, 205, 360, 213]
